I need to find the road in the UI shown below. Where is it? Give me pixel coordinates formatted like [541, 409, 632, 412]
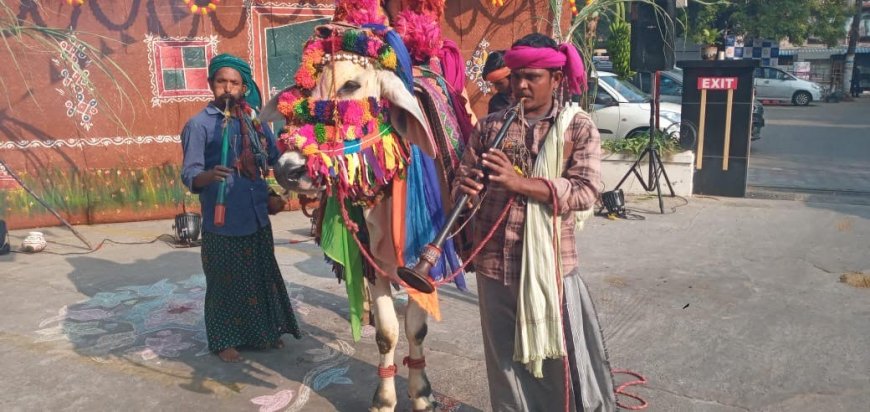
[747, 96, 870, 195]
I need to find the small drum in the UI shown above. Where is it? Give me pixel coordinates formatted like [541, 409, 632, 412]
[173, 212, 202, 244]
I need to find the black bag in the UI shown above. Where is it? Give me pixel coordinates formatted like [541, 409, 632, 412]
[0, 219, 9, 255]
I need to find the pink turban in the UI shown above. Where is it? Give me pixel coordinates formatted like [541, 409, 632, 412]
[504, 43, 587, 94]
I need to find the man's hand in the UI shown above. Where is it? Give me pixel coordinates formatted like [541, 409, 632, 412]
[193, 166, 233, 190]
[267, 192, 286, 215]
[481, 149, 522, 193]
[455, 168, 484, 209]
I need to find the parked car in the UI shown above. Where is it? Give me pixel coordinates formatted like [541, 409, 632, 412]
[588, 71, 682, 139]
[629, 69, 765, 141]
[753, 66, 822, 106]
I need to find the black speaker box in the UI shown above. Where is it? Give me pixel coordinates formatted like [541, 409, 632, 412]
[630, 0, 676, 72]
[0, 219, 9, 255]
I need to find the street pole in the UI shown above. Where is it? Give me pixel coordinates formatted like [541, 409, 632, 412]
[842, 0, 862, 94]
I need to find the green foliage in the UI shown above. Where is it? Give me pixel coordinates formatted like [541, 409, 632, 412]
[681, 0, 851, 47]
[601, 131, 680, 156]
[606, 3, 634, 80]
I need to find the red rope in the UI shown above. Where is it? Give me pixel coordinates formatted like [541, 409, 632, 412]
[402, 356, 426, 369]
[613, 369, 649, 410]
[433, 197, 515, 287]
[377, 364, 397, 378]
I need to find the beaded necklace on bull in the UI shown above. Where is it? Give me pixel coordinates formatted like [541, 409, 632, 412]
[276, 28, 409, 205]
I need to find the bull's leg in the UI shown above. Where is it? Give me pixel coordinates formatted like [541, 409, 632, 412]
[404, 298, 433, 411]
[370, 274, 399, 412]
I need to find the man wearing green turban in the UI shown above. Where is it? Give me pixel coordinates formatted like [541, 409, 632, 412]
[208, 53, 263, 110]
[181, 53, 301, 362]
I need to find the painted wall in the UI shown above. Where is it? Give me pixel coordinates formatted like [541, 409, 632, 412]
[0, 0, 563, 230]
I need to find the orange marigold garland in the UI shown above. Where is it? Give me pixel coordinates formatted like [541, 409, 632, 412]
[67, 0, 85, 5]
[184, 0, 219, 15]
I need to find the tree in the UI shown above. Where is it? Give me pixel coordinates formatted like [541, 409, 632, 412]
[683, 0, 852, 47]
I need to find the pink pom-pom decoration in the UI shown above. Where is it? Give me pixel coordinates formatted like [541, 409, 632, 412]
[394, 11, 443, 64]
[334, 0, 386, 26]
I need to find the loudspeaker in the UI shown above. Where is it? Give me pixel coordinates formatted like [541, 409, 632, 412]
[0, 220, 9, 255]
[630, 0, 676, 72]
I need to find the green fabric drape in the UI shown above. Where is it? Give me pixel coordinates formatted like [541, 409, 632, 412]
[320, 196, 366, 341]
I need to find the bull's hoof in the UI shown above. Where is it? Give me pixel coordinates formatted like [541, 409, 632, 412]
[370, 378, 397, 412]
[408, 367, 432, 412]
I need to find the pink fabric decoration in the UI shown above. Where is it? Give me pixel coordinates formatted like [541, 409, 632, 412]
[438, 39, 465, 94]
[504, 44, 587, 94]
[437, 39, 473, 145]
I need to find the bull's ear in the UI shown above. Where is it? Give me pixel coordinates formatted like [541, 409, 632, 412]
[259, 87, 288, 124]
[377, 70, 437, 158]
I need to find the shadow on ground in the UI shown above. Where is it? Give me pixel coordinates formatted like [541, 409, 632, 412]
[33, 250, 478, 411]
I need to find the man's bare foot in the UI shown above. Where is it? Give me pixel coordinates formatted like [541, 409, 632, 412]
[272, 338, 284, 349]
[217, 347, 242, 362]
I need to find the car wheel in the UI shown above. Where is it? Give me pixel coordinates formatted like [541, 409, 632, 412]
[792, 91, 811, 106]
[626, 128, 649, 139]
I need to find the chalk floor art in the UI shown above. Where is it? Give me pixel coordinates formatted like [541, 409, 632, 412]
[34, 274, 465, 411]
[35, 275, 211, 359]
[33, 274, 361, 411]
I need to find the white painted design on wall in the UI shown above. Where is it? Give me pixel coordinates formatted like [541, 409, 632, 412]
[0, 135, 181, 150]
[465, 38, 492, 95]
[52, 33, 99, 131]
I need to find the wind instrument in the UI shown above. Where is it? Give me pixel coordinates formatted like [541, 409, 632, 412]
[214, 96, 232, 227]
[397, 99, 523, 293]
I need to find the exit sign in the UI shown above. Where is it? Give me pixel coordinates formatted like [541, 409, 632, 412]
[697, 77, 739, 90]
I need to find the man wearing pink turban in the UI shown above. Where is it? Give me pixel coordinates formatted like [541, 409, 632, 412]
[454, 33, 615, 411]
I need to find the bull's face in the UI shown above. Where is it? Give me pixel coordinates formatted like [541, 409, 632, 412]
[259, 25, 437, 196]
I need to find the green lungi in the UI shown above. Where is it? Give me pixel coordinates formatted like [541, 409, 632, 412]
[201, 226, 302, 352]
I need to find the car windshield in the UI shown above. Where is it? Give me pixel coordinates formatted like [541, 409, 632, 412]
[600, 75, 649, 103]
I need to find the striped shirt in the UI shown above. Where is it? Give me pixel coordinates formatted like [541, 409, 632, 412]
[455, 101, 602, 285]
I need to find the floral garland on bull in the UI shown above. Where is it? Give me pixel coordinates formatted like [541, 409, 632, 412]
[276, 28, 409, 203]
[272, 11, 470, 340]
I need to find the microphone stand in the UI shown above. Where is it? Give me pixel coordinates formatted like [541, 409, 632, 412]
[397, 101, 523, 293]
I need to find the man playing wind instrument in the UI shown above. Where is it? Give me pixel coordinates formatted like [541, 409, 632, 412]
[180, 54, 301, 363]
[454, 33, 615, 411]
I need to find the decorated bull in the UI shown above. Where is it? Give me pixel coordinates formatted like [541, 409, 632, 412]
[260, 1, 474, 410]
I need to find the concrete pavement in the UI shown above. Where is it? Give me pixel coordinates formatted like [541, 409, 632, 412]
[1, 195, 869, 411]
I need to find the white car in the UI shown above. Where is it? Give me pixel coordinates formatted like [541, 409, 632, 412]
[753, 66, 822, 106]
[588, 71, 682, 139]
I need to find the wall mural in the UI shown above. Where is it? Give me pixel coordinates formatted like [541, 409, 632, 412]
[52, 33, 99, 131]
[465, 38, 492, 96]
[0, 164, 193, 228]
[145, 34, 219, 107]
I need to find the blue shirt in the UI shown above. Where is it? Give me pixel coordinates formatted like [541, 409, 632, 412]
[180, 104, 280, 236]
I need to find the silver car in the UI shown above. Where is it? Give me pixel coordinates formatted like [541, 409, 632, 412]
[753, 67, 822, 106]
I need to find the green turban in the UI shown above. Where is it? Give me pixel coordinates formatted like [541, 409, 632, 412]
[208, 53, 263, 110]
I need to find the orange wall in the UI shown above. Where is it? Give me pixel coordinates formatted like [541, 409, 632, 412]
[0, 0, 565, 229]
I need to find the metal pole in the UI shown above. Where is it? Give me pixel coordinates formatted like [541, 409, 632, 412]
[0, 159, 93, 250]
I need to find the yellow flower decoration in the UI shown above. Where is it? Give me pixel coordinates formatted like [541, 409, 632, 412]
[184, 0, 219, 15]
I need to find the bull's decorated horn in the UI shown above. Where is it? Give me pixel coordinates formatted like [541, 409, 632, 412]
[397, 99, 524, 294]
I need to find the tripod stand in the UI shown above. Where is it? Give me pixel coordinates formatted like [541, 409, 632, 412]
[611, 71, 675, 214]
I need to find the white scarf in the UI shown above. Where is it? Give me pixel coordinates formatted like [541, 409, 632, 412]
[514, 104, 584, 378]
